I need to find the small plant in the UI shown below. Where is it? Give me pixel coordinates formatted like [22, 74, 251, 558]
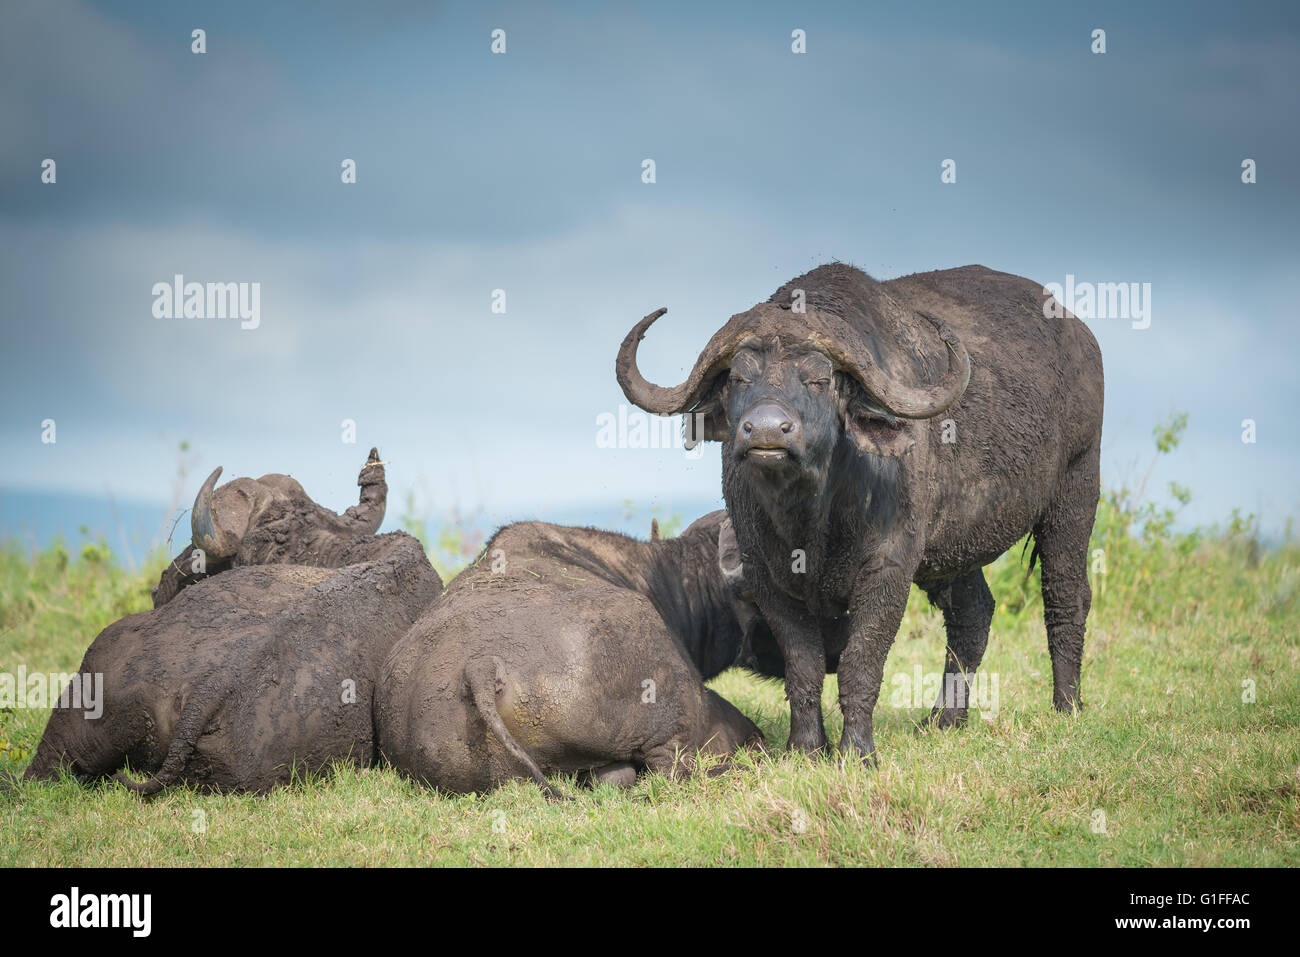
[399, 491, 485, 580]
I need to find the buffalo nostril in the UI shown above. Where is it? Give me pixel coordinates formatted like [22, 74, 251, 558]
[741, 405, 797, 446]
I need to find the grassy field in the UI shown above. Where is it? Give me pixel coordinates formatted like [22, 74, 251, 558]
[2, 429, 1297, 866]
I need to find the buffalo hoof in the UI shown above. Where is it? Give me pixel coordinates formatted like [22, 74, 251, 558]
[785, 725, 829, 754]
[836, 728, 878, 767]
[540, 784, 573, 803]
[111, 772, 166, 798]
[919, 706, 969, 731]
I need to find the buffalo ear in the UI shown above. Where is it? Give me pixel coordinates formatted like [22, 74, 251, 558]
[837, 373, 916, 458]
[716, 517, 745, 584]
[684, 377, 730, 447]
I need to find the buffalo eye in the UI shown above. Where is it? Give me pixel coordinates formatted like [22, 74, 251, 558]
[729, 368, 753, 384]
[803, 377, 830, 392]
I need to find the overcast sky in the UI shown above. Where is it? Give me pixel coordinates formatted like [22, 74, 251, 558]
[1, 0, 1297, 537]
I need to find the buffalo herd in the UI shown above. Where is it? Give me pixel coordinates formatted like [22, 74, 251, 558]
[22, 264, 1102, 796]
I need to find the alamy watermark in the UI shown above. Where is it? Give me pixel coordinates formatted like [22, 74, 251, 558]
[596, 405, 706, 459]
[152, 274, 260, 329]
[1042, 274, 1151, 329]
[50, 887, 151, 937]
[889, 665, 999, 718]
[0, 667, 103, 719]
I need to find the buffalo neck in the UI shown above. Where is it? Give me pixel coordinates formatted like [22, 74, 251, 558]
[722, 434, 903, 614]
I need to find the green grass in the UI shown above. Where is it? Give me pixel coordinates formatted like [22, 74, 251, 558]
[3, 456, 1298, 865]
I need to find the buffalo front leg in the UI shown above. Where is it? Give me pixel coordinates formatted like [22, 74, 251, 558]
[922, 569, 995, 728]
[838, 574, 912, 762]
[759, 599, 829, 753]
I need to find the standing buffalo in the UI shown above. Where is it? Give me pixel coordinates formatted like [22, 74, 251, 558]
[375, 512, 765, 798]
[151, 447, 390, 607]
[23, 531, 441, 793]
[616, 264, 1103, 760]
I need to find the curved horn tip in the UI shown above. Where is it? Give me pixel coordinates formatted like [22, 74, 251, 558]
[633, 307, 668, 340]
[618, 304, 728, 416]
[190, 466, 224, 548]
[199, 466, 223, 493]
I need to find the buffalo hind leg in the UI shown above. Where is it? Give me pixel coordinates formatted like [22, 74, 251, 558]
[588, 762, 638, 788]
[23, 710, 127, 786]
[112, 689, 225, 796]
[464, 656, 568, 802]
[1034, 445, 1100, 712]
[922, 569, 995, 728]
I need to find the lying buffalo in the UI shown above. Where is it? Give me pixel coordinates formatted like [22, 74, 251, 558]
[23, 532, 441, 793]
[375, 512, 765, 798]
[617, 264, 1103, 760]
[151, 447, 390, 607]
